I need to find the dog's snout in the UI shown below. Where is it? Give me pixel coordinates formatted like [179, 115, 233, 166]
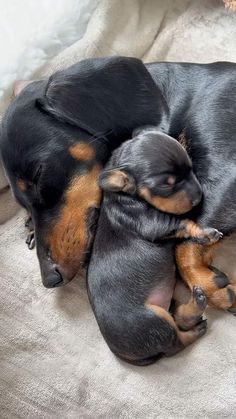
[39, 251, 78, 288]
[44, 268, 63, 288]
[39, 256, 65, 288]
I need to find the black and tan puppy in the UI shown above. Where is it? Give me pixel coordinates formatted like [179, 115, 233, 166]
[87, 129, 221, 365]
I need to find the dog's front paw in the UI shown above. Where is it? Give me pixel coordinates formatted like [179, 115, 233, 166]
[25, 214, 35, 250]
[26, 231, 35, 250]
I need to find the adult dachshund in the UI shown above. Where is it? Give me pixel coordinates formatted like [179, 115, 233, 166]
[1, 56, 236, 311]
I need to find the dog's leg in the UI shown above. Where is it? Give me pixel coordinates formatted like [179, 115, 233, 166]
[176, 242, 236, 310]
[173, 282, 207, 330]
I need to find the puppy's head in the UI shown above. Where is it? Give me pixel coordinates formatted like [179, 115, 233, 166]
[100, 128, 202, 214]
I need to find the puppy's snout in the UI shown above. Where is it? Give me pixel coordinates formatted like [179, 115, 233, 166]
[187, 173, 202, 208]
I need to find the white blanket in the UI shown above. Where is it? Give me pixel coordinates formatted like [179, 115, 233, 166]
[1, 1, 236, 417]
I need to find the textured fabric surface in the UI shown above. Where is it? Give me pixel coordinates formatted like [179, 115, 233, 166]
[1, 1, 236, 418]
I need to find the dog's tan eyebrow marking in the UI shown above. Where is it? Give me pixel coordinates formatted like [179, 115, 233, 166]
[17, 179, 27, 191]
[69, 142, 95, 161]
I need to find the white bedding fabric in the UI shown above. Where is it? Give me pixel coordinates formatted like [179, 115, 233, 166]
[1, 1, 236, 418]
[0, 0, 98, 112]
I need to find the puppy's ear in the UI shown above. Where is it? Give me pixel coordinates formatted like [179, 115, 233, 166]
[99, 169, 135, 193]
[37, 56, 165, 136]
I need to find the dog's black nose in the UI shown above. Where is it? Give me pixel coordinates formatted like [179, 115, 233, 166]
[39, 257, 65, 288]
[43, 268, 63, 288]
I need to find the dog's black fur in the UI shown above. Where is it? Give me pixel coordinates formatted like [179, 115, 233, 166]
[87, 129, 214, 365]
[0, 57, 166, 287]
[1, 57, 236, 308]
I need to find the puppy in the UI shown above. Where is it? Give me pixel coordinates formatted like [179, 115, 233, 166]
[87, 129, 222, 365]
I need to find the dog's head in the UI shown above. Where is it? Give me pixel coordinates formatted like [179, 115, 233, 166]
[100, 128, 202, 214]
[0, 57, 165, 288]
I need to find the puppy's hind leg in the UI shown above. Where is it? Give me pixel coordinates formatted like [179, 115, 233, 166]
[146, 304, 207, 358]
[173, 281, 207, 331]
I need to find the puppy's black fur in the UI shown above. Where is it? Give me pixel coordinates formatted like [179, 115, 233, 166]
[87, 129, 219, 365]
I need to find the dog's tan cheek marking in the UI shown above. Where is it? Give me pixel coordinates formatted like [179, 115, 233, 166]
[69, 142, 95, 161]
[139, 187, 192, 214]
[17, 179, 27, 192]
[47, 165, 102, 270]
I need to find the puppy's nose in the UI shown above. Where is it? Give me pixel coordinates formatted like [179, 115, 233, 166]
[191, 195, 202, 207]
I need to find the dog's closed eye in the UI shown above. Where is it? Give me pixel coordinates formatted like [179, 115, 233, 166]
[31, 165, 43, 185]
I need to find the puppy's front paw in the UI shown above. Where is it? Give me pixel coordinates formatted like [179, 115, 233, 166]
[199, 228, 223, 245]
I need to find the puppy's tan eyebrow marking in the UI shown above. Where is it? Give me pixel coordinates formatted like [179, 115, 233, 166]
[69, 142, 95, 161]
[17, 179, 27, 191]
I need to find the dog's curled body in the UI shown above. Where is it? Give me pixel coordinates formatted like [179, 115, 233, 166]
[87, 131, 212, 365]
[88, 192, 179, 364]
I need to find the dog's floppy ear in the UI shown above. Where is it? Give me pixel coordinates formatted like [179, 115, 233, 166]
[99, 169, 135, 193]
[37, 56, 166, 137]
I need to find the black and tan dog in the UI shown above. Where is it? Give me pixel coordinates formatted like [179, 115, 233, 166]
[87, 128, 222, 365]
[1, 56, 236, 311]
